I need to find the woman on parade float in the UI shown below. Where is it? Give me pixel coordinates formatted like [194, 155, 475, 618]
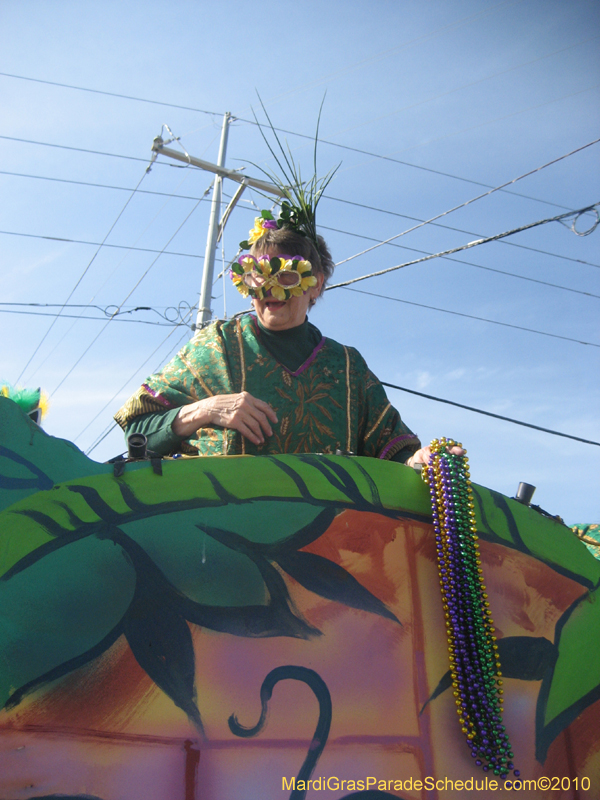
[115, 201, 462, 467]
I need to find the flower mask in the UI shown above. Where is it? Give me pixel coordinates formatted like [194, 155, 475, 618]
[230, 254, 317, 300]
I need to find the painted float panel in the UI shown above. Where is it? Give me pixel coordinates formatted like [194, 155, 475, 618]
[1, 397, 599, 799]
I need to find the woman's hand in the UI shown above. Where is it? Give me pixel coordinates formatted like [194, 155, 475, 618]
[172, 392, 278, 446]
[405, 444, 466, 468]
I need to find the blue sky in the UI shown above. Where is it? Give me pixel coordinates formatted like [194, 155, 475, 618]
[1, 0, 598, 523]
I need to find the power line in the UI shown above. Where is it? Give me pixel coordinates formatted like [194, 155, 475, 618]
[0, 301, 196, 326]
[348, 83, 600, 165]
[233, 190, 600, 272]
[49, 185, 211, 398]
[3, 46, 596, 217]
[0, 134, 162, 165]
[80, 314, 195, 452]
[381, 381, 600, 447]
[256, 0, 521, 110]
[0, 71, 223, 117]
[318, 223, 600, 300]
[236, 132, 577, 215]
[6, 212, 597, 301]
[333, 138, 600, 268]
[22, 131, 223, 387]
[6, 132, 599, 273]
[323, 195, 600, 269]
[340, 286, 599, 347]
[0, 8, 535, 212]
[0, 168, 210, 202]
[15, 168, 151, 384]
[0, 228, 203, 259]
[84, 361, 600, 457]
[0, 308, 185, 326]
[9, 167, 598, 270]
[327, 203, 600, 294]
[0, 105, 584, 218]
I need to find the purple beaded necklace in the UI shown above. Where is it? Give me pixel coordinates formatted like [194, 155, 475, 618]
[422, 438, 520, 780]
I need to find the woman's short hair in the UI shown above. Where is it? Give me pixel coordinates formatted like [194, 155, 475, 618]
[250, 226, 334, 294]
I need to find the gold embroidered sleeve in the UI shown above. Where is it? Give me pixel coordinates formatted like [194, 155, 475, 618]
[354, 355, 420, 459]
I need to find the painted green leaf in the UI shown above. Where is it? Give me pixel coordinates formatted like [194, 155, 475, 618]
[0, 534, 135, 709]
[123, 512, 266, 607]
[472, 486, 600, 589]
[120, 502, 325, 607]
[421, 636, 557, 714]
[0, 397, 106, 514]
[123, 578, 202, 732]
[274, 550, 400, 623]
[536, 585, 600, 760]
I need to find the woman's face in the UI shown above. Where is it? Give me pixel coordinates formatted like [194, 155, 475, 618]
[251, 251, 324, 331]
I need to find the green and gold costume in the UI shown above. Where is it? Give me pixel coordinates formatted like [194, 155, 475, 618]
[115, 315, 420, 460]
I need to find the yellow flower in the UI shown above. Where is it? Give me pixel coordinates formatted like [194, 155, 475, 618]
[270, 283, 287, 301]
[240, 255, 257, 273]
[231, 273, 250, 297]
[295, 260, 317, 292]
[300, 274, 317, 291]
[247, 217, 268, 245]
[256, 257, 272, 278]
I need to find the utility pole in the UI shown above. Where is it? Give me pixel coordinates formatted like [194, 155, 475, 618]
[197, 111, 230, 328]
[151, 117, 284, 332]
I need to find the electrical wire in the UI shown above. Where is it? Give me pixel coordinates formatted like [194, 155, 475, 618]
[15, 168, 150, 384]
[340, 286, 599, 347]
[322, 195, 600, 269]
[380, 381, 600, 447]
[234, 128, 584, 215]
[6, 169, 599, 270]
[2, 99, 587, 218]
[0, 228, 203, 259]
[251, 0, 520, 108]
[79, 311, 195, 451]
[316, 223, 600, 300]
[48, 185, 211, 398]
[0, 71, 223, 117]
[333, 139, 600, 268]
[0, 308, 185, 325]
[4, 14, 576, 215]
[327, 202, 600, 291]
[0, 134, 167, 166]
[20, 129, 222, 386]
[229, 192, 600, 307]
[231, 191, 600, 298]
[0, 169, 212, 203]
[1, 302, 195, 325]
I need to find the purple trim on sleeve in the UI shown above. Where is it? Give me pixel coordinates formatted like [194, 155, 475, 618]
[142, 383, 174, 409]
[378, 434, 417, 460]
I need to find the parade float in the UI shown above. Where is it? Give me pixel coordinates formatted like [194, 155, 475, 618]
[1, 395, 599, 800]
[2, 110, 599, 799]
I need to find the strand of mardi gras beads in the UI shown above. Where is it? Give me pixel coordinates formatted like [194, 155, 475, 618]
[422, 438, 519, 779]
